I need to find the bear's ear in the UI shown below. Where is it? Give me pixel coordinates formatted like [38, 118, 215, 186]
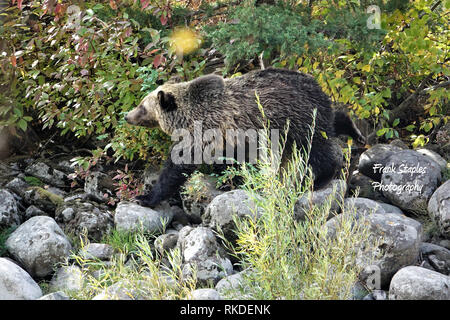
[157, 91, 177, 112]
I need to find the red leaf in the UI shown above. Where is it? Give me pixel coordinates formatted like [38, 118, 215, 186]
[148, 48, 160, 55]
[153, 54, 162, 68]
[140, 0, 150, 9]
[109, 0, 117, 10]
[10, 55, 17, 67]
[17, 0, 23, 10]
[160, 13, 168, 26]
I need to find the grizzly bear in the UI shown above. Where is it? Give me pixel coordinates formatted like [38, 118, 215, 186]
[125, 68, 364, 207]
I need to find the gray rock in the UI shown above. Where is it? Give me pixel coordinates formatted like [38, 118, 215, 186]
[420, 242, 450, 275]
[381, 150, 441, 215]
[181, 173, 224, 224]
[80, 243, 114, 261]
[55, 201, 113, 242]
[203, 189, 261, 242]
[348, 172, 389, 203]
[24, 205, 48, 220]
[428, 180, 450, 239]
[5, 177, 29, 198]
[360, 213, 423, 287]
[84, 171, 115, 202]
[327, 212, 422, 288]
[377, 202, 403, 215]
[6, 216, 72, 277]
[439, 240, 450, 250]
[38, 291, 70, 300]
[24, 162, 66, 187]
[215, 271, 251, 299]
[23, 187, 63, 213]
[416, 148, 447, 171]
[114, 201, 173, 235]
[0, 188, 20, 228]
[63, 193, 91, 203]
[358, 144, 404, 181]
[49, 265, 83, 293]
[352, 281, 370, 300]
[177, 226, 233, 285]
[190, 288, 221, 300]
[0, 257, 42, 300]
[363, 289, 388, 300]
[342, 197, 386, 216]
[389, 266, 450, 300]
[92, 280, 146, 300]
[155, 233, 179, 255]
[295, 179, 346, 220]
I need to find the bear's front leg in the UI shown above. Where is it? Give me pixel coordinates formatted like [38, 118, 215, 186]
[135, 157, 198, 208]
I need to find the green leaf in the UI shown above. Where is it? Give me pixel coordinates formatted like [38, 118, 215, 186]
[377, 128, 388, 136]
[17, 119, 27, 131]
[393, 118, 400, 127]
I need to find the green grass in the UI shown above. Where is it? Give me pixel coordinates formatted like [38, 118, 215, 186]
[61, 228, 196, 300]
[0, 226, 16, 256]
[23, 176, 44, 186]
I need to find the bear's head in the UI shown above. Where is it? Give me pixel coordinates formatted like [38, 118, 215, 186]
[125, 74, 225, 134]
[125, 83, 179, 130]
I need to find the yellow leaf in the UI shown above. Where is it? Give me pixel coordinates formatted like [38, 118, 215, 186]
[362, 64, 371, 72]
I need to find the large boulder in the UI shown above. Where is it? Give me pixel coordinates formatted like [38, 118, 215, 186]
[203, 190, 261, 242]
[6, 216, 72, 277]
[428, 179, 450, 239]
[326, 212, 422, 288]
[389, 266, 450, 300]
[380, 150, 441, 215]
[358, 144, 404, 181]
[0, 188, 20, 228]
[177, 226, 233, 285]
[0, 258, 42, 300]
[114, 201, 173, 234]
[55, 201, 113, 242]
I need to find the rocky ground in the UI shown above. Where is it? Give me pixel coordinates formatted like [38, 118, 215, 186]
[0, 136, 449, 300]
